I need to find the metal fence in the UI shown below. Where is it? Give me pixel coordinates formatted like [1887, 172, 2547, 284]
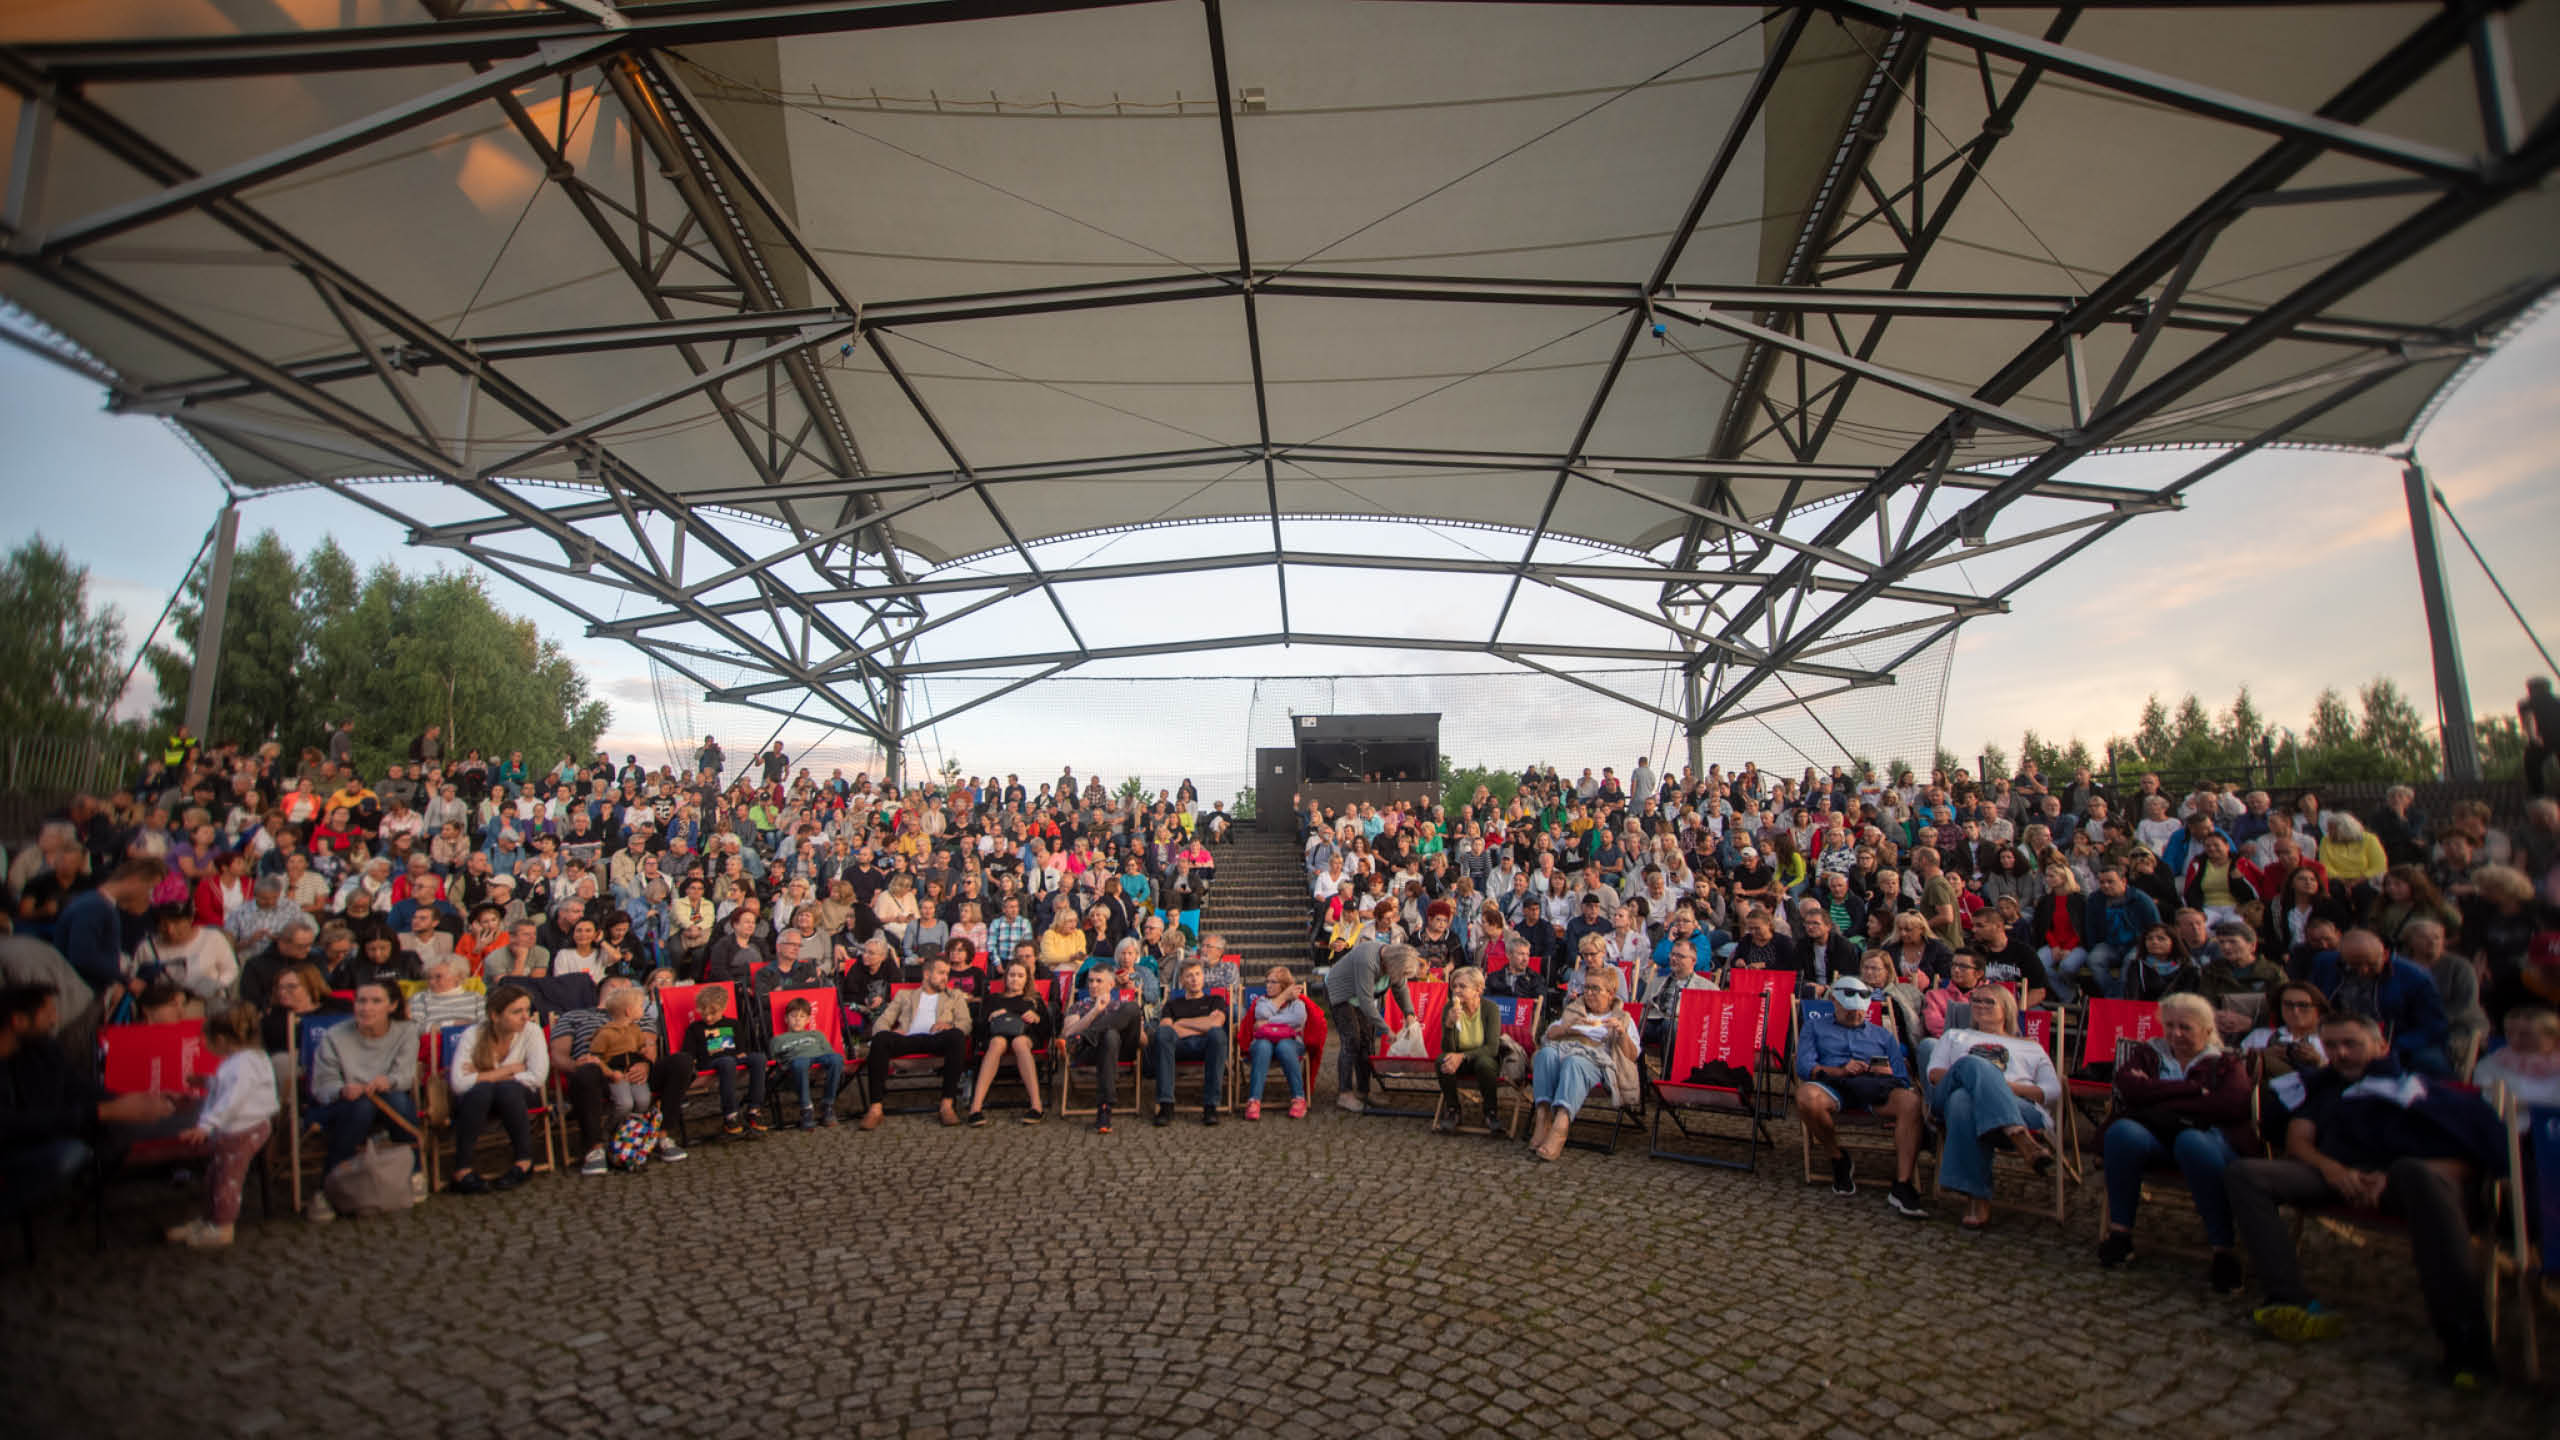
[0, 733, 130, 799]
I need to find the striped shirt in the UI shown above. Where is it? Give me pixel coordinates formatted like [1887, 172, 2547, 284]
[553, 1007, 607, 1060]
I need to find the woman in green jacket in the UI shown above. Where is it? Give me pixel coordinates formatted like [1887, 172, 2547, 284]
[1433, 965, 1505, 1135]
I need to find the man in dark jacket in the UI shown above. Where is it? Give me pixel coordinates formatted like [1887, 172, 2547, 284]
[2222, 1011, 2506, 1385]
[2309, 929, 2450, 1075]
[0, 985, 176, 1220]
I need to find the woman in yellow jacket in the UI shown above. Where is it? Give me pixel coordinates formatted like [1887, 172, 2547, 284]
[2316, 813, 2389, 904]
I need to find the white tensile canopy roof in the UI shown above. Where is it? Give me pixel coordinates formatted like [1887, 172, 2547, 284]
[2, 1, 2554, 753]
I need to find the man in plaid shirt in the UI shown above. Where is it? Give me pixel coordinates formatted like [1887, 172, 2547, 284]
[986, 891, 1034, 966]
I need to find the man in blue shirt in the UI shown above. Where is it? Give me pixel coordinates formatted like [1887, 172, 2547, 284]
[56, 859, 163, 1005]
[1795, 977, 1927, 1217]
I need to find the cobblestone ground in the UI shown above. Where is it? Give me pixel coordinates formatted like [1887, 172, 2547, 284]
[3, 1091, 2549, 1439]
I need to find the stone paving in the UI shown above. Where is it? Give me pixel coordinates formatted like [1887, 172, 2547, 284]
[2, 1093, 2549, 1439]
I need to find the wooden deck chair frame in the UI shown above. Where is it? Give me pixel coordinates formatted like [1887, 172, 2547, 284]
[1793, 997, 1927, 1186]
[2489, 1090, 2545, 1383]
[1648, 988, 1773, 1171]
[422, 1022, 560, 1191]
[1053, 981, 1144, 1118]
[1440, 995, 1539, 1136]
[1549, 1003, 1650, 1156]
[1928, 1009, 2072, 1224]
[283, 1010, 356, 1214]
[1366, 982, 1450, 1120]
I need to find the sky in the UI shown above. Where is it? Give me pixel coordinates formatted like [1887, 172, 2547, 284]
[3, 302, 2555, 786]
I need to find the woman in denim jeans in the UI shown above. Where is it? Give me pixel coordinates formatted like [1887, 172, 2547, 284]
[1243, 966, 1309, 1121]
[1926, 984, 2060, 1230]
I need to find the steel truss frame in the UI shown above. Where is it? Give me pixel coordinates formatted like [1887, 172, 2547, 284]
[2, 0, 2552, 762]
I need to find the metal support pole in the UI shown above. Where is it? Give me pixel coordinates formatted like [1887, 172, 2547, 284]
[2403, 461, 2480, 780]
[883, 675, 905, 791]
[183, 502, 240, 741]
[1683, 665, 1707, 780]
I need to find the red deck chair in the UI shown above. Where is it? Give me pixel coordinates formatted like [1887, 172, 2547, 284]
[656, 981, 743, 1125]
[98, 1021, 246, 1225]
[423, 1022, 559, 1189]
[2069, 998, 2160, 1143]
[1725, 966, 1796, 1101]
[764, 987, 847, 1123]
[859, 981, 976, 1114]
[1230, 992, 1330, 1113]
[1366, 981, 1449, 1119]
[1647, 988, 1772, 1170]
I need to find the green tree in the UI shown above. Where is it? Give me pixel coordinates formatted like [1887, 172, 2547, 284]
[1115, 774, 1146, 803]
[2357, 678, 2441, 778]
[0, 538, 128, 737]
[1232, 786, 1258, 820]
[1933, 745, 1963, 781]
[1439, 756, 1520, 819]
[147, 529, 609, 771]
[1977, 742, 2010, 784]
[2475, 716, 2525, 783]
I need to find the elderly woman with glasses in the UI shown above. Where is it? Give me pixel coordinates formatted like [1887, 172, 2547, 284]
[2095, 992, 2258, 1289]
[1525, 965, 1642, 1162]
[1925, 984, 2060, 1230]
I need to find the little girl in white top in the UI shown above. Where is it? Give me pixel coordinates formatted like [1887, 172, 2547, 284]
[170, 1004, 281, 1249]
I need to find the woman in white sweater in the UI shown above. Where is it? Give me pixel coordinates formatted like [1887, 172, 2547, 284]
[168, 1004, 278, 1248]
[1926, 983, 2061, 1230]
[444, 983, 550, 1194]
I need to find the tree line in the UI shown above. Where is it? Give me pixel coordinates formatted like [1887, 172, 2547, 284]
[1, 532, 609, 779]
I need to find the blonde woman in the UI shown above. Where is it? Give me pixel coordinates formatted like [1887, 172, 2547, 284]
[872, 873, 920, 936]
[1525, 966, 1641, 1161]
[1926, 984, 2061, 1230]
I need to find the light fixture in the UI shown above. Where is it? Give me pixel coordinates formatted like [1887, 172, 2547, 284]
[1241, 86, 1267, 112]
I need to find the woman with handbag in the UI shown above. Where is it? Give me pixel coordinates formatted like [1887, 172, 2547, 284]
[305, 978, 423, 1222]
[966, 958, 1050, 1125]
[2095, 992, 2258, 1287]
[1243, 966, 1310, 1121]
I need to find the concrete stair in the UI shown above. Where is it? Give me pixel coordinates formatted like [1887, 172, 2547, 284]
[1199, 828, 1313, 973]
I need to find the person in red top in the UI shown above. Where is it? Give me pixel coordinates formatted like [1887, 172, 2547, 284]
[2032, 864, 2096, 1002]
[309, 807, 362, 861]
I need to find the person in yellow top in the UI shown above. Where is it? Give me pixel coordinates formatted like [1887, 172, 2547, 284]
[2316, 813, 2389, 900]
[1038, 904, 1089, 972]
[326, 778, 377, 816]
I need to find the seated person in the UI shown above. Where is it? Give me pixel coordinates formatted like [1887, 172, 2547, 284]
[2223, 1011, 2508, 1386]
[839, 937, 899, 1039]
[551, 979, 693, 1174]
[409, 954, 486, 1032]
[305, 978, 422, 1220]
[1242, 966, 1309, 1121]
[2187, 919, 2285, 1040]
[443, 983, 548, 1195]
[2095, 993, 2257, 1289]
[2470, 1003, 2560, 1133]
[1432, 965, 1503, 1136]
[1058, 961, 1144, 1134]
[2309, 928, 2450, 1076]
[1149, 958, 1229, 1127]
[1484, 941, 1548, 1001]
[1636, 938, 1714, 1054]
[1525, 966, 1641, 1162]
[1794, 976, 1926, 1218]
[1926, 983, 2061, 1232]
[858, 954, 971, 1130]
[681, 985, 768, 1138]
[966, 960, 1049, 1127]
[0, 984, 177, 1225]
[769, 997, 847, 1129]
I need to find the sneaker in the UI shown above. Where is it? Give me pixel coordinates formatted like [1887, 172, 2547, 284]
[2251, 1302, 2343, 1342]
[410, 1168, 427, 1201]
[1335, 1092, 1365, 1114]
[168, 1220, 233, 1248]
[491, 1165, 532, 1193]
[2097, 1231, 2134, 1269]
[449, 1171, 490, 1196]
[656, 1136, 689, 1163]
[580, 1146, 609, 1177]
[819, 1106, 840, 1129]
[1243, 1101, 1261, 1122]
[1288, 1097, 1307, 1119]
[722, 1113, 744, 1138]
[1202, 1106, 1220, 1127]
[1154, 1102, 1174, 1128]
[800, 1112, 819, 1131]
[968, 1109, 988, 1128]
[1433, 1111, 1459, 1136]
[1020, 1107, 1043, 1125]
[2209, 1250, 2243, 1294]
[305, 1191, 336, 1224]
[1094, 1105, 1113, 1135]
[1887, 1181, 1928, 1220]
[745, 1108, 769, 1135]
[1830, 1152, 1855, 1196]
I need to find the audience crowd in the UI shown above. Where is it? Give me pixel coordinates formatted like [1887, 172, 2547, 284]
[2, 725, 2556, 1388]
